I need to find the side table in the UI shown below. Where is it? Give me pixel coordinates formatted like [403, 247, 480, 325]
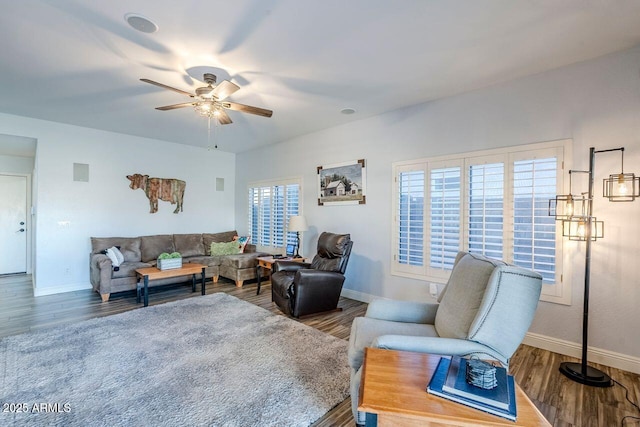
[358, 348, 551, 426]
[255, 256, 308, 295]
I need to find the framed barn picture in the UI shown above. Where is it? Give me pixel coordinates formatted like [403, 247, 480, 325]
[317, 159, 366, 206]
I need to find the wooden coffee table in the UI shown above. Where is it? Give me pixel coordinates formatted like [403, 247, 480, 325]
[358, 348, 551, 426]
[255, 256, 308, 295]
[135, 263, 206, 307]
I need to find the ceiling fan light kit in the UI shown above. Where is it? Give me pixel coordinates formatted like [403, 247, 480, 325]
[141, 73, 273, 126]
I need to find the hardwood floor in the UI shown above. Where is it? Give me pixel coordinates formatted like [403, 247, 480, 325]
[1, 274, 638, 426]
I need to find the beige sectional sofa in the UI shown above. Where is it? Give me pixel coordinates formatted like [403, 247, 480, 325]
[90, 230, 269, 301]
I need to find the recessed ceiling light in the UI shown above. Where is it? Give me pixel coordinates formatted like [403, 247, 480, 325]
[341, 108, 356, 115]
[125, 13, 158, 33]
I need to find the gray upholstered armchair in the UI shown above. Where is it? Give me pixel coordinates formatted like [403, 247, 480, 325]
[348, 251, 543, 425]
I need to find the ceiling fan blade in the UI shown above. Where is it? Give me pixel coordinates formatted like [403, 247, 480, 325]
[141, 79, 194, 97]
[155, 102, 195, 111]
[222, 102, 273, 118]
[211, 80, 240, 101]
[216, 109, 233, 125]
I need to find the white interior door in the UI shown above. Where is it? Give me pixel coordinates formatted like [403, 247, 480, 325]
[0, 175, 27, 274]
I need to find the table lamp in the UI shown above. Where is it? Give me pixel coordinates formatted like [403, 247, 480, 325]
[288, 216, 308, 258]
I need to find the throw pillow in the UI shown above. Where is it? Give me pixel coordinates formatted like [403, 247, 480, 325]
[105, 246, 125, 271]
[210, 241, 241, 256]
[233, 235, 251, 253]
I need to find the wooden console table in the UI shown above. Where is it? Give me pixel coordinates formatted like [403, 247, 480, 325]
[358, 348, 551, 427]
[135, 263, 206, 307]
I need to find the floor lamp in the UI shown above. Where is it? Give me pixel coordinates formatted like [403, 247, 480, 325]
[550, 147, 639, 387]
[288, 215, 308, 258]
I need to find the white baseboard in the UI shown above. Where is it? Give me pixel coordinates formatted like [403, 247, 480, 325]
[34, 282, 92, 297]
[341, 288, 376, 303]
[523, 332, 640, 375]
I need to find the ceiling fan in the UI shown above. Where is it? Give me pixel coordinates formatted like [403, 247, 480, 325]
[141, 73, 273, 124]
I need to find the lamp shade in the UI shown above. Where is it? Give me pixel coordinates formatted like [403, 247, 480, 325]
[603, 173, 640, 202]
[549, 194, 587, 220]
[288, 216, 308, 232]
[562, 217, 604, 241]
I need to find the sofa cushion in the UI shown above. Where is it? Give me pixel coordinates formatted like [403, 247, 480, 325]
[112, 261, 152, 279]
[106, 246, 124, 267]
[434, 252, 506, 340]
[203, 231, 238, 255]
[234, 236, 251, 253]
[173, 234, 205, 257]
[140, 235, 175, 262]
[210, 241, 240, 256]
[186, 256, 223, 267]
[91, 237, 142, 262]
[221, 253, 260, 269]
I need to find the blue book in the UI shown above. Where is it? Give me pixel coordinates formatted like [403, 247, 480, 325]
[427, 357, 517, 422]
[443, 356, 510, 410]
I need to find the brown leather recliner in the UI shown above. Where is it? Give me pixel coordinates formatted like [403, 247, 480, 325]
[271, 232, 353, 317]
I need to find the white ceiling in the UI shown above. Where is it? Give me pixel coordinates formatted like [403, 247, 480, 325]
[1, 1, 640, 153]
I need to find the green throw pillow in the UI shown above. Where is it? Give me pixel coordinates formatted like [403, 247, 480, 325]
[210, 241, 241, 256]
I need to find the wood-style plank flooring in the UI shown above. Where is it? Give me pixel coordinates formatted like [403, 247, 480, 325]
[1, 274, 639, 426]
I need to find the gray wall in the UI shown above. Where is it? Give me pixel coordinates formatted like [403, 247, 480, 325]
[235, 46, 640, 361]
[0, 113, 236, 296]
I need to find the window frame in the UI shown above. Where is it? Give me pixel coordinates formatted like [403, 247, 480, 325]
[391, 139, 572, 305]
[247, 176, 303, 253]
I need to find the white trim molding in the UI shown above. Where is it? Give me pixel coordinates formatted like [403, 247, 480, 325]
[34, 282, 91, 297]
[523, 332, 640, 375]
[341, 288, 377, 304]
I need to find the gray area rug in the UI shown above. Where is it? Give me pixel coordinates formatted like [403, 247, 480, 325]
[0, 293, 350, 426]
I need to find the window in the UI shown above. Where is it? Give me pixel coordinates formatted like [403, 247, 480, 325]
[392, 140, 570, 304]
[248, 178, 301, 251]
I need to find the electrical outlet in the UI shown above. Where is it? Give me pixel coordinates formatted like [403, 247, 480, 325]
[429, 282, 438, 297]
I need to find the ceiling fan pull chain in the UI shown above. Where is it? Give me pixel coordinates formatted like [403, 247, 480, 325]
[214, 116, 219, 149]
[207, 116, 212, 151]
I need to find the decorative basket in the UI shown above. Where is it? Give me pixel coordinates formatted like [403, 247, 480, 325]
[158, 258, 182, 270]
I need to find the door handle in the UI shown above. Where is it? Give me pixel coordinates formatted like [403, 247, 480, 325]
[17, 228, 25, 232]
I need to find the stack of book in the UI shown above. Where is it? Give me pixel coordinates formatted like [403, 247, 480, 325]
[426, 356, 517, 421]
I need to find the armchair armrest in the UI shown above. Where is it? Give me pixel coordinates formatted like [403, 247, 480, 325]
[273, 260, 311, 272]
[290, 269, 346, 317]
[294, 269, 344, 287]
[89, 253, 114, 294]
[365, 298, 439, 324]
[371, 335, 508, 366]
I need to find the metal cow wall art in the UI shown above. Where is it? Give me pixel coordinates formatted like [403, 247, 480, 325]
[126, 174, 186, 214]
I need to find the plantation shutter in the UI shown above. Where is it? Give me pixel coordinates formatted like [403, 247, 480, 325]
[511, 154, 558, 284]
[391, 140, 567, 304]
[248, 180, 301, 250]
[392, 164, 426, 277]
[429, 165, 461, 271]
[285, 184, 300, 247]
[398, 169, 425, 267]
[273, 186, 284, 247]
[466, 160, 505, 260]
